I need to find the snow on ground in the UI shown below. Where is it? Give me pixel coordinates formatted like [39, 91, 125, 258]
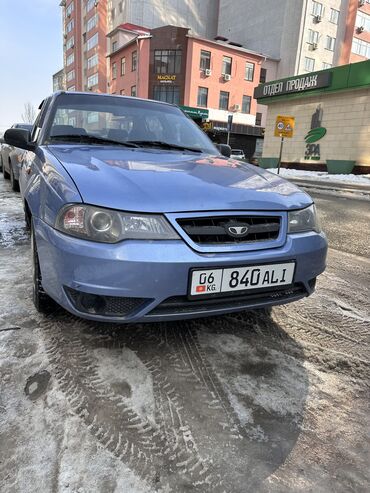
[267, 168, 370, 186]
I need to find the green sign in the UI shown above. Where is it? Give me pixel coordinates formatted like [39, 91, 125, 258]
[180, 105, 209, 119]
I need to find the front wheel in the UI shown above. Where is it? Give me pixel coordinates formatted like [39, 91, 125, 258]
[31, 221, 55, 314]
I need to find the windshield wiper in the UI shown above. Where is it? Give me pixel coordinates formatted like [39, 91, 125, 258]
[126, 140, 203, 153]
[48, 134, 139, 148]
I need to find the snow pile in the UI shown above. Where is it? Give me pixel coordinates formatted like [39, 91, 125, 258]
[267, 168, 370, 186]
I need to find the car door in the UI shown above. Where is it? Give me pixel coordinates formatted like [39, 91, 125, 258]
[19, 100, 49, 195]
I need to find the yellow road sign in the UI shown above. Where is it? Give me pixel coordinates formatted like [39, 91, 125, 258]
[274, 115, 295, 138]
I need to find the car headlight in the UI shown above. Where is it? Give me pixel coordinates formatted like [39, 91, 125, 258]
[288, 204, 321, 234]
[55, 204, 180, 243]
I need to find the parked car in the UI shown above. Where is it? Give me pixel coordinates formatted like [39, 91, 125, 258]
[4, 91, 327, 323]
[1, 123, 33, 191]
[230, 149, 245, 160]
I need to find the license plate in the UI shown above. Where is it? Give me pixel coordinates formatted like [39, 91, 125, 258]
[189, 262, 295, 297]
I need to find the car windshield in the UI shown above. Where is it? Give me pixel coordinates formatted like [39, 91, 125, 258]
[46, 93, 217, 154]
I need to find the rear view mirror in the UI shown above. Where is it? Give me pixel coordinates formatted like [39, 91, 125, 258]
[4, 128, 35, 151]
[216, 143, 231, 158]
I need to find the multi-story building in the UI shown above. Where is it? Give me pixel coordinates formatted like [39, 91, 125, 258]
[106, 0, 219, 38]
[217, 0, 370, 78]
[339, 0, 370, 64]
[60, 0, 107, 92]
[108, 24, 271, 157]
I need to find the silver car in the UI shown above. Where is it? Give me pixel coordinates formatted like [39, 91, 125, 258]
[1, 123, 32, 191]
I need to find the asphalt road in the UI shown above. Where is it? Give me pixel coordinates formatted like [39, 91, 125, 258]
[0, 177, 369, 493]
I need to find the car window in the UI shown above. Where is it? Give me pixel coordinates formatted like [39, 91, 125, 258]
[46, 93, 217, 154]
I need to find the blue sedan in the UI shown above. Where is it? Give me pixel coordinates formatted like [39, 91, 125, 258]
[4, 92, 327, 323]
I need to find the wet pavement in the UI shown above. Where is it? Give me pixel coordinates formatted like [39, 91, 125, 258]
[0, 177, 369, 493]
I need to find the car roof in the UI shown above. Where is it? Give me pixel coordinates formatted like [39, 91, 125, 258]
[51, 90, 177, 109]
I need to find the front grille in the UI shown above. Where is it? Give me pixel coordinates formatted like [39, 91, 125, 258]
[65, 286, 150, 317]
[177, 215, 281, 245]
[147, 283, 307, 317]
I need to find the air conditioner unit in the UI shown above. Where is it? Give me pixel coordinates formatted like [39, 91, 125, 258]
[356, 25, 365, 33]
[67, 12, 71, 17]
[314, 15, 322, 23]
[223, 73, 231, 81]
[64, 33, 67, 39]
[204, 68, 212, 76]
[233, 104, 241, 111]
[359, 0, 365, 6]
[310, 42, 318, 50]
[94, 0, 99, 6]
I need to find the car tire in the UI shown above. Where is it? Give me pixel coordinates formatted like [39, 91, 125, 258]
[3, 161, 10, 179]
[10, 164, 20, 192]
[31, 221, 55, 314]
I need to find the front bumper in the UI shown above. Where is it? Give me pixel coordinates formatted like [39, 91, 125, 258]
[35, 217, 328, 323]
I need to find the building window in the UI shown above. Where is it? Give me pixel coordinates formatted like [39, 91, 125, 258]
[356, 11, 370, 32]
[66, 36, 74, 50]
[312, 1, 323, 17]
[304, 57, 315, 72]
[112, 41, 118, 52]
[330, 8, 339, 24]
[112, 62, 117, 79]
[67, 85, 76, 92]
[326, 36, 336, 51]
[111, 7, 116, 20]
[66, 2, 74, 17]
[120, 89, 126, 95]
[153, 85, 180, 104]
[86, 13, 98, 32]
[66, 53, 74, 66]
[132, 51, 137, 71]
[87, 32, 98, 50]
[66, 69, 75, 82]
[219, 91, 229, 110]
[322, 62, 332, 69]
[131, 85, 137, 97]
[120, 57, 126, 75]
[255, 112, 262, 126]
[200, 50, 211, 71]
[245, 62, 255, 81]
[87, 73, 98, 88]
[221, 56, 232, 75]
[86, 0, 95, 12]
[259, 68, 267, 83]
[119, 1, 123, 13]
[241, 95, 251, 114]
[197, 87, 208, 107]
[87, 53, 98, 69]
[154, 50, 182, 74]
[308, 29, 319, 44]
[352, 37, 370, 57]
[66, 19, 74, 33]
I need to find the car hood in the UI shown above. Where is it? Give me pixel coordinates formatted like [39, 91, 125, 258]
[48, 145, 312, 213]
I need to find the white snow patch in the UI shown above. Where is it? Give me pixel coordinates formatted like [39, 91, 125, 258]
[267, 168, 370, 185]
[93, 347, 156, 424]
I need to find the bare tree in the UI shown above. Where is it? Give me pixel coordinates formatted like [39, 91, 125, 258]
[21, 102, 36, 124]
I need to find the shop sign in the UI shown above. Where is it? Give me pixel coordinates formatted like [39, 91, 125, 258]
[157, 74, 177, 83]
[254, 71, 332, 99]
[304, 105, 327, 160]
[274, 115, 295, 138]
[180, 105, 209, 119]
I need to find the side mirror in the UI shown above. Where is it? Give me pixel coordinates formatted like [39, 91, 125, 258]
[4, 128, 35, 151]
[216, 143, 231, 158]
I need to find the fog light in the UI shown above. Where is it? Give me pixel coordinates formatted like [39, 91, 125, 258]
[80, 293, 106, 314]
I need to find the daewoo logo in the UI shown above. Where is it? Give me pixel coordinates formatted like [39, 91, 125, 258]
[226, 224, 249, 238]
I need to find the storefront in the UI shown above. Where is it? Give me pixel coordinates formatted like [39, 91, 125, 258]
[254, 60, 370, 173]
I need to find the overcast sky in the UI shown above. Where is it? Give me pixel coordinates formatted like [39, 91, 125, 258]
[0, 0, 62, 132]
